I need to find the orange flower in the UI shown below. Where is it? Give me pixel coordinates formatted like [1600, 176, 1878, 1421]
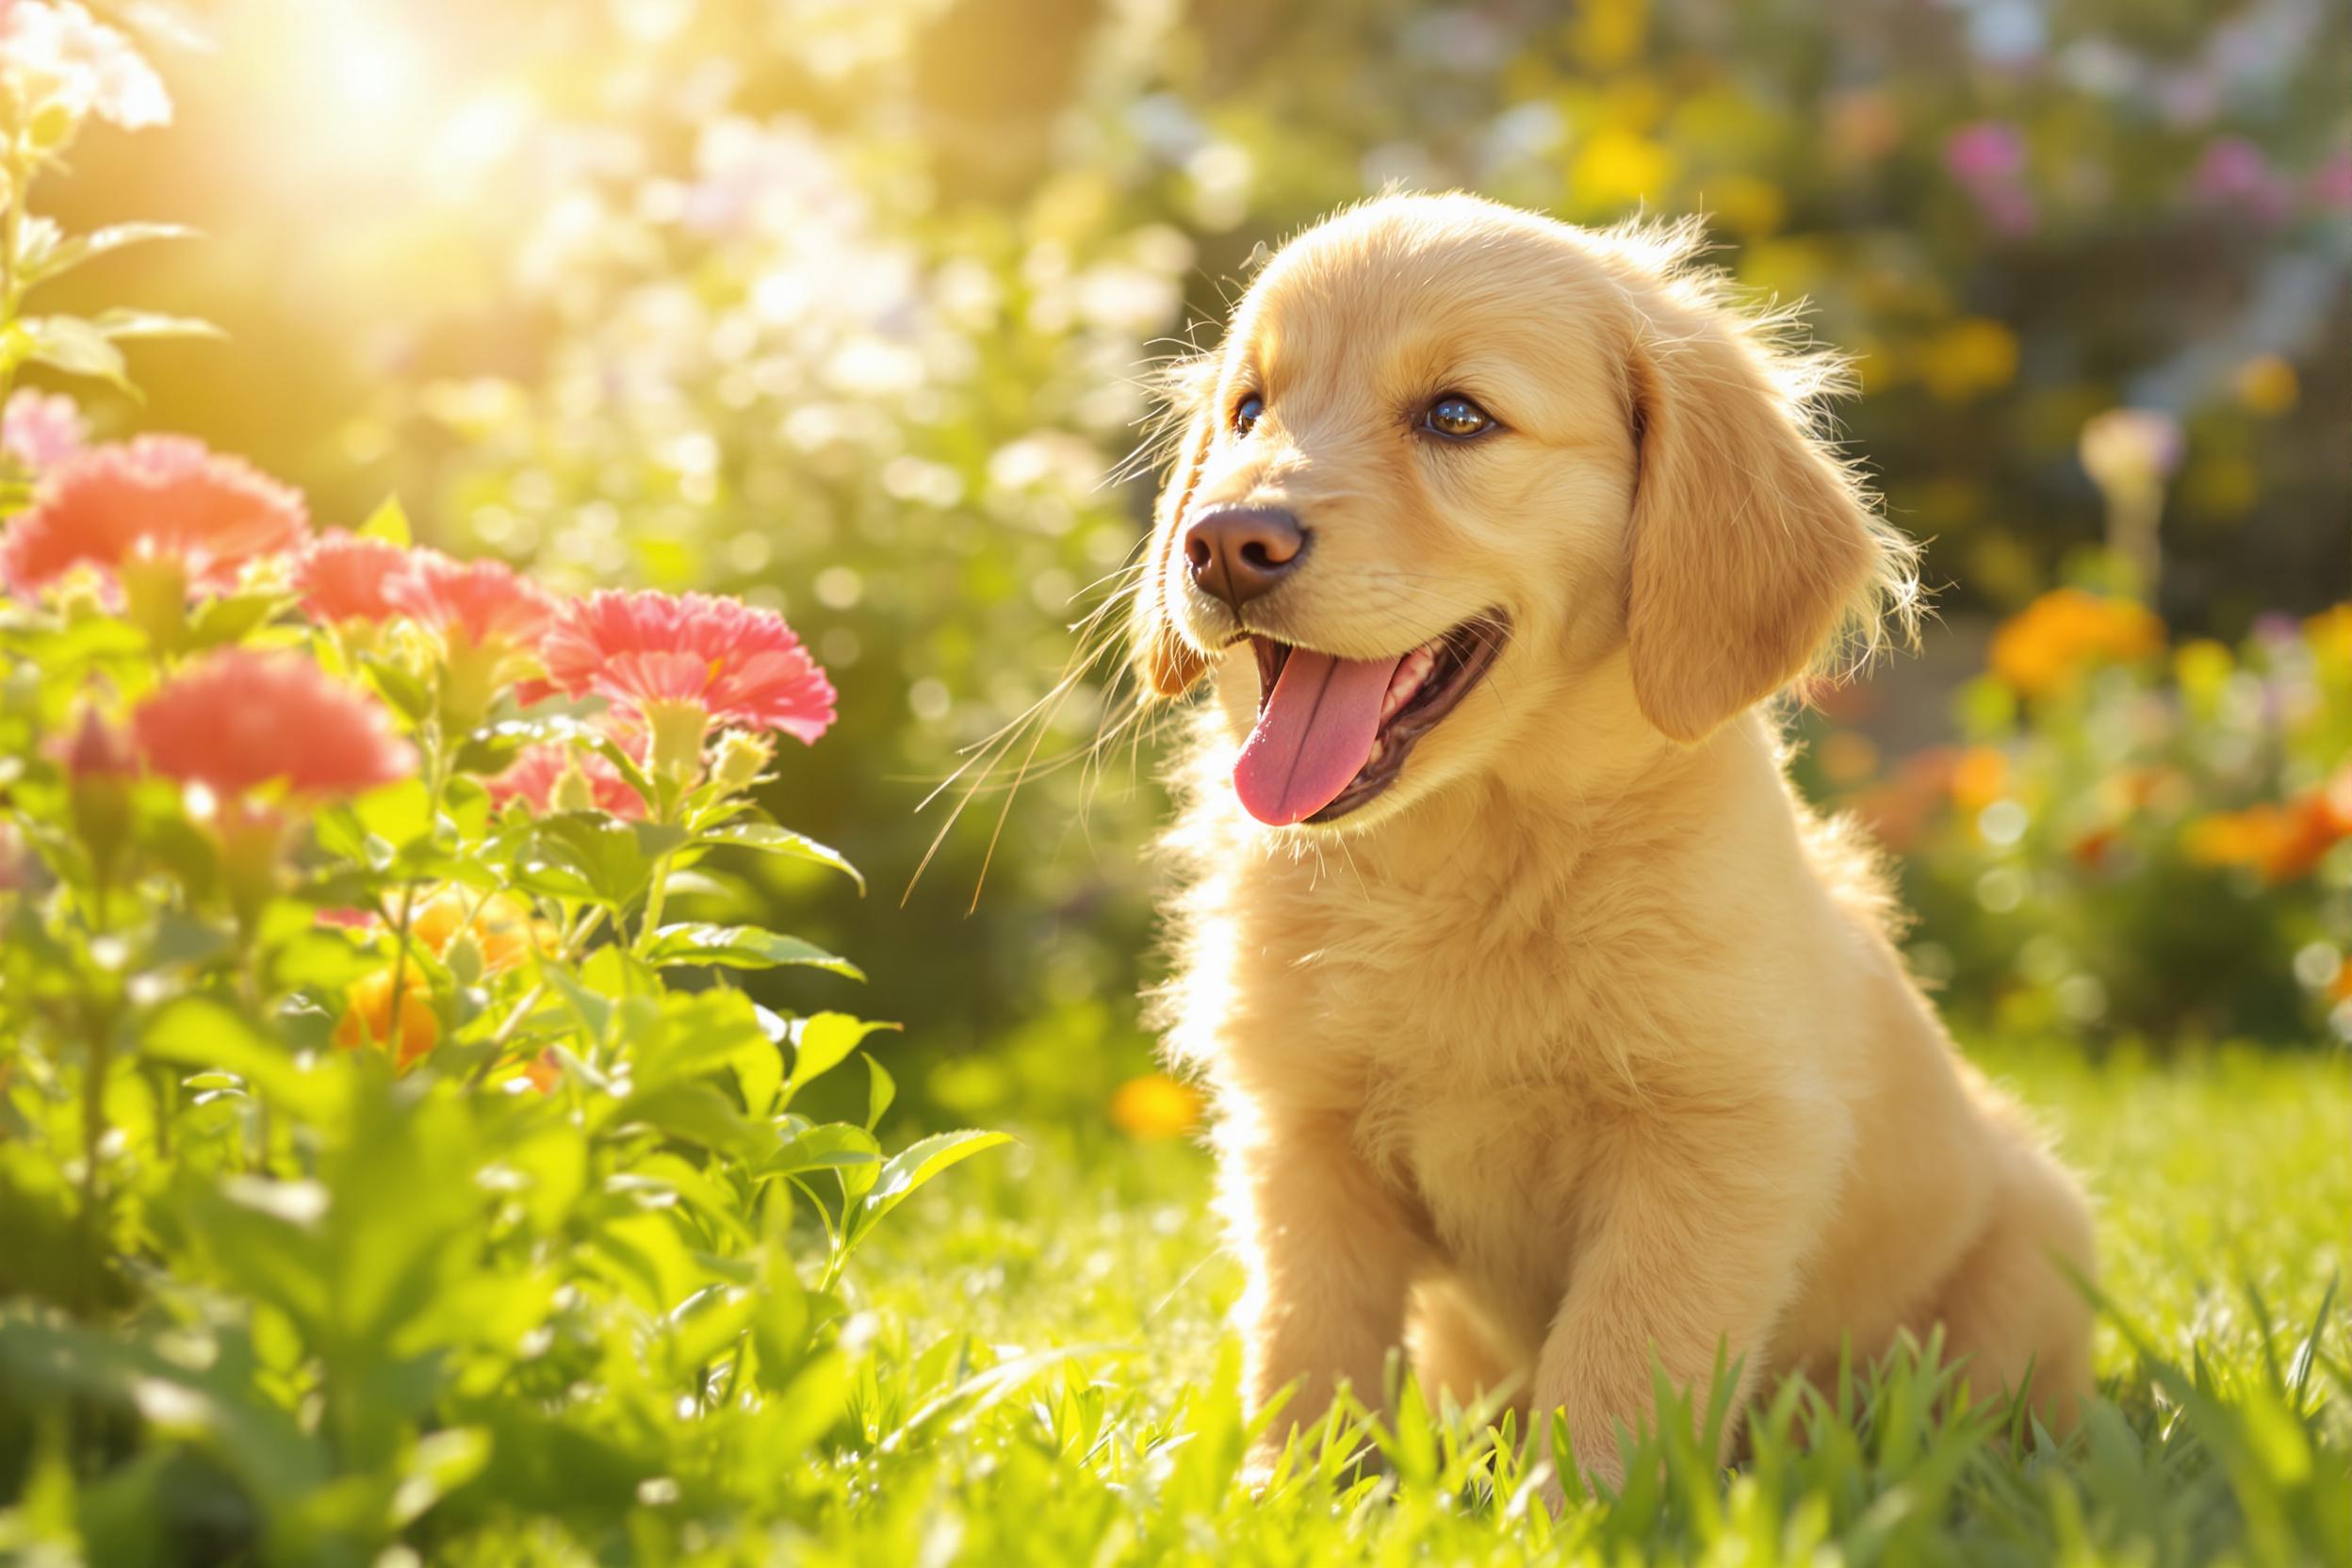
[334, 888, 556, 1070]
[409, 887, 557, 975]
[2186, 776, 2352, 883]
[1949, 746, 2009, 814]
[333, 968, 439, 1068]
[1109, 1073, 1200, 1139]
[1988, 589, 2164, 698]
[2071, 827, 2121, 871]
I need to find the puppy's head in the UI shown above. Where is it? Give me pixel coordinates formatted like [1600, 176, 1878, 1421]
[1133, 193, 1917, 830]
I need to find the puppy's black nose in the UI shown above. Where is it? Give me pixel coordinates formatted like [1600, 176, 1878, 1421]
[1184, 505, 1306, 612]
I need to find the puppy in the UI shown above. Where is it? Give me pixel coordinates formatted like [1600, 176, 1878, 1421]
[1129, 194, 2095, 1488]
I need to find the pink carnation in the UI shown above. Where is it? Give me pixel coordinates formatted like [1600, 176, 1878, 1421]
[296, 531, 411, 624]
[540, 589, 835, 743]
[0, 435, 309, 595]
[488, 743, 646, 819]
[382, 548, 559, 648]
[1, 388, 87, 471]
[133, 650, 416, 800]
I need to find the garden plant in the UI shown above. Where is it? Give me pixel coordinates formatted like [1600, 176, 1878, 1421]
[1, 3, 2347, 1565]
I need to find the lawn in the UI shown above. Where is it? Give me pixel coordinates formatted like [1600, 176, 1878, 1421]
[805, 1044, 2352, 1566]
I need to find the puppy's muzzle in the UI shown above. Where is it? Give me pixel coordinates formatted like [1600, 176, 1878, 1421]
[1184, 504, 1307, 613]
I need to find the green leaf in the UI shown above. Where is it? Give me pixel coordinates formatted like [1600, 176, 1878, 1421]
[787, 1012, 896, 1097]
[353, 778, 436, 856]
[142, 998, 342, 1121]
[186, 591, 287, 650]
[367, 660, 434, 725]
[734, 1008, 787, 1119]
[864, 1055, 897, 1131]
[760, 1122, 880, 1180]
[18, 316, 131, 391]
[358, 495, 412, 547]
[584, 733, 658, 814]
[612, 1081, 767, 1163]
[19, 221, 199, 287]
[91, 307, 226, 342]
[847, 1131, 1012, 1245]
[635, 989, 769, 1091]
[644, 924, 863, 979]
[695, 822, 865, 893]
[537, 814, 680, 909]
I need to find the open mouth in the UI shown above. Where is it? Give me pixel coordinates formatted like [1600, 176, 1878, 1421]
[1232, 612, 1510, 825]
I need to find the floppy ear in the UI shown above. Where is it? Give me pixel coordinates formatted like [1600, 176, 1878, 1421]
[1624, 301, 1903, 743]
[1130, 362, 1219, 700]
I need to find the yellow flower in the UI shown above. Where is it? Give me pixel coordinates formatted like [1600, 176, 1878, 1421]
[2233, 354, 2298, 416]
[1918, 318, 2019, 403]
[1109, 1073, 1201, 1140]
[1571, 129, 1675, 210]
[2302, 604, 2352, 667]
[1988, 589, 2164, 698]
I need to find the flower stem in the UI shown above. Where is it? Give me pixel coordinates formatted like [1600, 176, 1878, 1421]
[383, 726, 449, 1050]
[636, 861, 672, 955]
[0, 126, 38, 412]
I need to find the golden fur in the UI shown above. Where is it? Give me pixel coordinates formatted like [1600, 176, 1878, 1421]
[1128, 194, 2095, 1490]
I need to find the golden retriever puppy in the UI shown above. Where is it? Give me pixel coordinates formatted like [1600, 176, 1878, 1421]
[1128, 193, 2095, 1489]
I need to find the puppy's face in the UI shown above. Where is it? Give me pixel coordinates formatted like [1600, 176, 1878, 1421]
[1133, 195, 1907, 833]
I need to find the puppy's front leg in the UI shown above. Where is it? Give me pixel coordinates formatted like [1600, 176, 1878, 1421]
[1224, 1112, 1422, 1463]
[1531, 1096, 1840, 1492]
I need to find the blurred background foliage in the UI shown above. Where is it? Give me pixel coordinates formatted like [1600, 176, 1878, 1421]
[32, 0, 2352, 1124]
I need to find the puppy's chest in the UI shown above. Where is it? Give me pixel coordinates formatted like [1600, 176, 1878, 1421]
[1356, 1068, 1599, 1297]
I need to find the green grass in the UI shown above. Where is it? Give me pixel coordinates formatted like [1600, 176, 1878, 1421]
[797, 1044, 2349, 1566]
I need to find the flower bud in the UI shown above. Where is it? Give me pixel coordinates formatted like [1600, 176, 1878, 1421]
[443, 931, 486, 989]
[710, 730, 774, 795]
[549, 757, 598, 814]
[60, 710, 137, 882]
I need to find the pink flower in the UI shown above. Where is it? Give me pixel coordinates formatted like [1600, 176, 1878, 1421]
[0, 435, 309, 596]
[2314, 150, 2352, 210]
[296, 531, 411, 624]
[1944, 122, 2025, 185]
[2192, 137, 2289, 223]
[382, 548, 559, 649]
[488, 743, 646, 819]
[541, 589, 836, 743]
[1, 388, 87, 471]
[133, 650, 415, 800]
[0, 1, 171, 132]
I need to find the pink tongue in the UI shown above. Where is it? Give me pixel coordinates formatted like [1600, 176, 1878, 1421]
[1232, 648, 1405, 825]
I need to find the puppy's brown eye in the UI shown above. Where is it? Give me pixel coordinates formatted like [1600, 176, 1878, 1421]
[1424, 395, 1493, 439]
[1233, 395, 1265, 435]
